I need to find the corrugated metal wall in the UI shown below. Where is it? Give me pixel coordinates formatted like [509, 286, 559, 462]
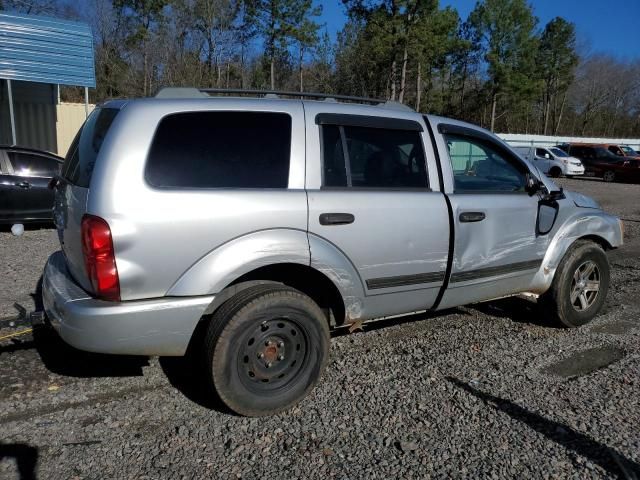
[0, 79, 56, 152]
[0, 12, 95, 87]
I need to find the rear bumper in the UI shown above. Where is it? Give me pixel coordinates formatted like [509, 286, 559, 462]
[42, 251, 214, 356]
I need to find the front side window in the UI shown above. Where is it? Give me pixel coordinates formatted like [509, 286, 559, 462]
[620, 145, 635, 155]
[8, 152, 60, 177]
[321, 125, 428, 189]
[444, 134, 528, 193]
[535, 148, 548, 158]
[146, 111, 291, 189]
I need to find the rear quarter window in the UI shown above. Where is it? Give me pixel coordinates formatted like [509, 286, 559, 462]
[62, 108, 119, 187]
[145, 111, 291, 189]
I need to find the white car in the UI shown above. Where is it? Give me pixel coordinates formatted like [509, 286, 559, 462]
[513, 146, 584, 178]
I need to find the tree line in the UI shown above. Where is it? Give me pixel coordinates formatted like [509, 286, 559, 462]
[2, 0, 640, 137]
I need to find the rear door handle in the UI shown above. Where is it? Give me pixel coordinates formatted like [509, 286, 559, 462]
[459, 211, 485, 223]
[319, 213, 355, 226]
[15, 181, 31, 189]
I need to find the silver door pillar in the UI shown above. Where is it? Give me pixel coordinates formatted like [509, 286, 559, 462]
[7, 79, 16, 145]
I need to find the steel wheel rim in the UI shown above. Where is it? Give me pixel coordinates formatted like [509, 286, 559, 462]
[570, 260, 600, 312]
[237, 317, 308, 393]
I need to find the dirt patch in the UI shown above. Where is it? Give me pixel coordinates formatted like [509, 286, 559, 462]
[542, 346, 625, 378]
[590, 321, 638, 335]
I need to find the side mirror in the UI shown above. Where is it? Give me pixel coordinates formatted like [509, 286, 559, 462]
[537, 199, 559, 235]
[545, 153, 551, 159]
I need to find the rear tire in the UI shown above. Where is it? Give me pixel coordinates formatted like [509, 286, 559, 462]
[202, 284, 330, 416]
[603, 170, 616, 182]
[540, 240, 609, 328]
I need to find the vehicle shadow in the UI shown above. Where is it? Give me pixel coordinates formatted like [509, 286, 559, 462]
[29, 276, 149, 378]
[330, 307, 468, 338]
[469, 296, 560, 328]
[0, 442, 38, 480]
[447, 377, 640, 478]
[158, 319, 233, 414]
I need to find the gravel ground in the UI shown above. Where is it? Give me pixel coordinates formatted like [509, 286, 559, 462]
[0, 178, 639, 479]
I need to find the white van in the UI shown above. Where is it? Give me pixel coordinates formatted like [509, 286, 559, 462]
[513, 146, 584, 178]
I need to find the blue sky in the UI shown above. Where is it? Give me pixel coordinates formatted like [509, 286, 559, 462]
[319, 0, 640, 60]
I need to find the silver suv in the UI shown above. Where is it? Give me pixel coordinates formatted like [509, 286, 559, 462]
[43, 88, 624, 416]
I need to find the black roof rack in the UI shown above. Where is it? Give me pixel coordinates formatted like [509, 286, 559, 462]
[154, 87, 414, 111]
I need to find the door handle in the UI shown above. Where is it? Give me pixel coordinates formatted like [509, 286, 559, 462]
[319, 213, 355, 226]
[15, 181, 31, 189]
[459, 211, 485, 223]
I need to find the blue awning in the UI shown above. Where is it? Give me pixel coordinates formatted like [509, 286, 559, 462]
[0, 12, 95, 87]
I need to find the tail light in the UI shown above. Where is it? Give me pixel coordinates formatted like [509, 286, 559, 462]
[81, 214, 120, 301]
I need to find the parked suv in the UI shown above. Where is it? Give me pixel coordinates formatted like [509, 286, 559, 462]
[605, 144, 640, 160]
[566, 144, 640, 183]
[0, 146, 63, 224]
[512, 145, 584, 177]
[43, 89, 623, 416]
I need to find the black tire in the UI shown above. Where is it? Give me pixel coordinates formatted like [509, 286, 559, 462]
[603, 170, 616, 182]
[202, 284, 330, 416]
[549, 166, 562, 178]
[540, 240, 610, 328]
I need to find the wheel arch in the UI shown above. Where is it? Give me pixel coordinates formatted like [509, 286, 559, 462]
[203, 263, 347, 328]
[529, 212, 621, 294]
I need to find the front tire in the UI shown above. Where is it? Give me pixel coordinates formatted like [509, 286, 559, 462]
[603, 170, 616, 182]
[540, 240, 610, 327]
[202, 284, 330, 416]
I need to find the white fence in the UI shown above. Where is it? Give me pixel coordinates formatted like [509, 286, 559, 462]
[497, 133, 640, 150]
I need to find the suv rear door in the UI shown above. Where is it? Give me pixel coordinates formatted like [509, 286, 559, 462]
[305, 103, 449, 319]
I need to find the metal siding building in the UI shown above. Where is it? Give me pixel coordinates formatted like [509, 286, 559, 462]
[0, 12, 95, 152]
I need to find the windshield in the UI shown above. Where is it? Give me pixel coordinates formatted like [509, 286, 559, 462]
[549, 147, 569, 157]
[620, 145, 636, 155]
[62, 108, 119, 188]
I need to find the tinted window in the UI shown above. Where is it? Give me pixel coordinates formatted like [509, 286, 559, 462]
[8, 152, 60, 177]
[146, 112, 291, 188]
[444, 134, 527, 193]
[321, 125, 347, 187]
[535, 148, 547, 157]
[63, 107, 119, 187]
[321, 125, 428, 188]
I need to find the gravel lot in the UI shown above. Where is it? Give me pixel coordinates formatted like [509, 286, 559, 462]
[1, 178, 639, 479]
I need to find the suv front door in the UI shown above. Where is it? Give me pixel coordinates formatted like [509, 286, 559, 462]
[4, 150, 61, 221]
[434, 124, 549, 309]
[535, 147, 552, 173]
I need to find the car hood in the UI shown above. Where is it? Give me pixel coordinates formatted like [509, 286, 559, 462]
[565, 190, 601, 209]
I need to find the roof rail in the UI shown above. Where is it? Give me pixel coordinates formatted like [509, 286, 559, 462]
[155, 87, 415, 111]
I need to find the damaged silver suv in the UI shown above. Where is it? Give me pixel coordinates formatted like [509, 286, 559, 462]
[43, 88, 624, 416]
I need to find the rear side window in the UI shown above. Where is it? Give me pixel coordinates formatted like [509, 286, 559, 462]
[146, 112, 291, 189]
[62, 108, 119, 187]
[321, 125, 428, 188]
[8, 152, 60, 177]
